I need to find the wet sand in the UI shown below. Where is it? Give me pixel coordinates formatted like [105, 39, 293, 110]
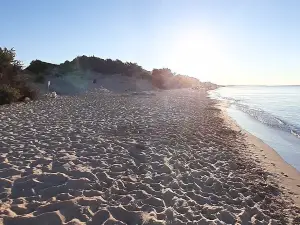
[220, 105, 300, 207]
[0, 89, 299, 224]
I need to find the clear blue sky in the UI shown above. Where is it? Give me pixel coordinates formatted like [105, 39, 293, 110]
[2, 0, 300, 85]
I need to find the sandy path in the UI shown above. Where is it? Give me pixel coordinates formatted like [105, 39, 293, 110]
[0, 89, 299, 225]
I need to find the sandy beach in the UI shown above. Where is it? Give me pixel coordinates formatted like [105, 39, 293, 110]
[220, 106, 300, 206]
[0, 89, 299, 225]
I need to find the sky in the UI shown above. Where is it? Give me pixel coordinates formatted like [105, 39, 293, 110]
[1, 0, 300, 85]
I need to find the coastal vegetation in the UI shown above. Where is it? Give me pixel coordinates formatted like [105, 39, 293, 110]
[0, 47, 38, 105]
[25, 55, 218, 90]
[1, 47, 218, 105]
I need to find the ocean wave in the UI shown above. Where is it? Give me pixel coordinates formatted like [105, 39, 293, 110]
[210, 92, 300, 139]
[237, 104, 300, 139]
[291, 130, 300, 138]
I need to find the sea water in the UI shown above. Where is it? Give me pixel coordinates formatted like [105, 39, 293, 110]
[210, 86, 300, 171]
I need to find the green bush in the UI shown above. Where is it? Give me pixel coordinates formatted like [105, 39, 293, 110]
[0, 85, 21, 105]
[0, 47, 40, 104]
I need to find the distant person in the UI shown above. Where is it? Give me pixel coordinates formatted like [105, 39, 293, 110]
[47, 81, 51, 92]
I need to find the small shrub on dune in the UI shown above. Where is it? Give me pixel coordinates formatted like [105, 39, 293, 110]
[0, 85, 21, 105]
[18, 84, 39, 101]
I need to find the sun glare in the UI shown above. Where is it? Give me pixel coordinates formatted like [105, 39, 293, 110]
[168, 31, 232, 83]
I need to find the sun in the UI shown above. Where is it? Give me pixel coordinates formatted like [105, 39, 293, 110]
[168, 30, 230, 82]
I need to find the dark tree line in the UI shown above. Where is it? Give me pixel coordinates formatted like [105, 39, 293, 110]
[151, 68, 207, 89]
[26, 60, 57, 74]
[0, 47, 218, 105]
[70, 56, 152, 79]
[26, 55, 153, 81]
[26, 55, 217, 90]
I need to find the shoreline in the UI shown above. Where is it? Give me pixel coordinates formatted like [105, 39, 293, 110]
[219, 103, 300, 207]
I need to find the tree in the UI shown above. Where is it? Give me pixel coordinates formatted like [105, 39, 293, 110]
[0, 47, 22, 85]
[152, 68, 174, 89]
[0, 47, 37, 104]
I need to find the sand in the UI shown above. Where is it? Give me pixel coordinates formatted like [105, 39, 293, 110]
[220, 105, 300, 206]
[0, 88, 299, 225]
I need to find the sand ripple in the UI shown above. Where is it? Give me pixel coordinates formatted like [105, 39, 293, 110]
[0, 89, 297, 224]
